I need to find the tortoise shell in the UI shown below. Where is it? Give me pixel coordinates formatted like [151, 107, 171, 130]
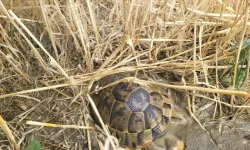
[90, 73, 172, 149]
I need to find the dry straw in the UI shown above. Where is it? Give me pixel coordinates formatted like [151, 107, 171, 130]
[0, 0, 249, 149]
[0, 116, 20, 150]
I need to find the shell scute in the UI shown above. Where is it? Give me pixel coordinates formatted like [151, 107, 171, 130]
[137, 129, 153, 146]
[125, 132, 140, 149]
[151, 118, 168, 140]
[163, 116, 170, 127]
[143, 104, 162, 129]
[96, 91, 116, 124]
[110, 101, 131, 131]
[163, 102, 172, 118]
[112, 82, 136, 102]
[150, 92, 164, 108]
[127, 88, 150, 112]
[128, 112, 145, 133]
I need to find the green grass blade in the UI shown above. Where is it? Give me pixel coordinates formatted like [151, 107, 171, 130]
[234, 42, 250, 90]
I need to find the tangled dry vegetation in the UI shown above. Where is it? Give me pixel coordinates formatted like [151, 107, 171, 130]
[0, 0, 250, 150]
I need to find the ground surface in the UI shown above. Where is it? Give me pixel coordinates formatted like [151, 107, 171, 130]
[0, 0, 249, 150]
[151, 113, 250, 150]
[180, 119, 250, 150]
[154, 89, 250, 150]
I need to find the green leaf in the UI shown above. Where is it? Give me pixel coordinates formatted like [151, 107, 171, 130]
[234, 45, 250, 90]
[25, 140, 41, 150]
[9, 23, 16, 40]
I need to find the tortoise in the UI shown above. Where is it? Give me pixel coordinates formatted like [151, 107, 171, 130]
[90, 72, 173, 149]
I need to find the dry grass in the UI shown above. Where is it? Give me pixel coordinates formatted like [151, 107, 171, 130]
[0, 0, 249, 149]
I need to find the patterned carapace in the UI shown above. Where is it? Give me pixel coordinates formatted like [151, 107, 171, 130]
[90, 73, 172, 149]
